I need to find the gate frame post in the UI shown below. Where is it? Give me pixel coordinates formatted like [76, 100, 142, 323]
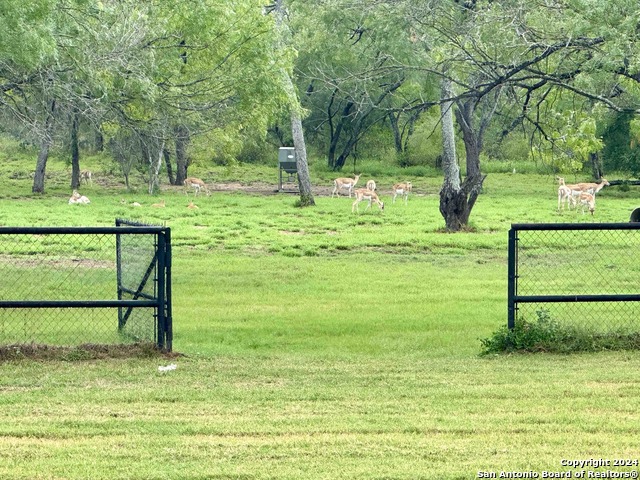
[507, 227, 517, 330]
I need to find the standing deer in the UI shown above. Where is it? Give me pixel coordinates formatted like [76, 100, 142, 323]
[184, 177, 210, 196]
[332, 174, 361, 198]
[392, 182, 412, 204]
[352, 188, 385, 213]
[80, 170, 92, 185]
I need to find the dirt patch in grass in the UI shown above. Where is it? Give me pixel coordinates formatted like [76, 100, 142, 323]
[167, 181, 335, 197]
[0, 342, 181, 362]
[0, 254, 114, 269]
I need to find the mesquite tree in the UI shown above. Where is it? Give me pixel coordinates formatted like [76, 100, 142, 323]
[272, 0, 315, 206]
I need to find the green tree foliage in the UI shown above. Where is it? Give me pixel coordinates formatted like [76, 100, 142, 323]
[0, 0, 56, 69]
[290, 0, 436, 170]
[4, 0, 640, 196]
[601, 112, 640, 175]
[1, 0, 290, 192]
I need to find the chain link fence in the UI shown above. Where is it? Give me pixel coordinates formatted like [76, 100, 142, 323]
[508, 223, 640, 334]
[0, 221, 171, 350]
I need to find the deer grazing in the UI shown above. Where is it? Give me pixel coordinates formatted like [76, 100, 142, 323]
[80, 170, 92, 185]
[392, 182, 412, 204]
[577, 192, 596, 215]
[332, 174, 361, 198]
[184, 177, 210, 196]
[352, 188, 384, 213]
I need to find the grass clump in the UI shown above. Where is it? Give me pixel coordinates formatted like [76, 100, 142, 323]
[480, 309, 640, 354]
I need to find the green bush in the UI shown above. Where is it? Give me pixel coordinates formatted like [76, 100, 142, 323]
[480, 309, 640, 355]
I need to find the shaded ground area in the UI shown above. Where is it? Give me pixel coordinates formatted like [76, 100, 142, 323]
[207, 181, 332, 196]
[186, 181, 430, 198]
[0, 342, 180, 361]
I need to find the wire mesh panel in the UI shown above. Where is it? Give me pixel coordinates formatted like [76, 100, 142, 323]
[0, 308, 150, 345]
[509, 223, 640, 333]
[0, 232, 115, 301]
[0, 224, 171, 350]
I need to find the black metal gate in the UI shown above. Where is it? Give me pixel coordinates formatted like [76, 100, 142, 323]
[508, 223, 640, 333]
[0, 220, 172, 350]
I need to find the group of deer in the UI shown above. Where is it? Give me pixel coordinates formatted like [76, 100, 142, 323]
[557, 177, 610, 215]
[332, 174, 412, 212]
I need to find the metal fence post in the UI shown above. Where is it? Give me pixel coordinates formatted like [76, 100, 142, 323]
[507, 227, 517, 330]
[164, 228, 172, 352]
[156, 231, 167, 350]
[115, 220, 124, 330]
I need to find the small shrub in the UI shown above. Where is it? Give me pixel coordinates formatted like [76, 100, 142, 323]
[480, 309, 640, 355]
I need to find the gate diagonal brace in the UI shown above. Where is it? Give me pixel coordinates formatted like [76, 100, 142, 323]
[119, 251, 158, 330]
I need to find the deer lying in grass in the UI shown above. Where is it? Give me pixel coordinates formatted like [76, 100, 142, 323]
[151, 199, 166, 208]
[366, 179, 377, 191]
[352, 188, 384, 213]
[332, 174, 361, 198]
[187, 201, 199, 210]
[80, 170, 92, 185]
[184, 177, 210, 196]
[392, 182, 412, 204]
[68, 190, 90, 204]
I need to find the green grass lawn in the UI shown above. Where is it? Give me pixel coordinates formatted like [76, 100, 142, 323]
[0, 151, 639, 479]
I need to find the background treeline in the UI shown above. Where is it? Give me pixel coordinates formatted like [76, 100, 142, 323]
[2, 0, 640, 194]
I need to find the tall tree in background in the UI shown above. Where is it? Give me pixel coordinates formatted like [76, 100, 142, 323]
[272, 0, 315, 206]
[438, 76, 466, 230]
[404, 0, 614, 229]
[292, 0, 432, 171]
[1, 0, 289, 193]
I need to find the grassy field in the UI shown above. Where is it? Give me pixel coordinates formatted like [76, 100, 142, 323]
[0, 148, 640, 479]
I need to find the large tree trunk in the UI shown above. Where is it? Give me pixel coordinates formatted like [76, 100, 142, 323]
[94, 129, 104, 152]
[327, 98, 354, 169]
[439, 82, 492, 230]
[33, 140, 51, 194]
[292, 111, 315, 206]
[164, 148, 175, 185]
[70, 111, 80, 190]
[439, 78, 468, 231]
[32, 99, 56, 194]
[334, 126, 361, 171]
[388, 112, 404, 154]
[590, 152, 604, 180]
[275, 0, 315, 207]
[149, 140, 165, 195]
[455, 99, 487, 216]
[175, 124, 189, 185]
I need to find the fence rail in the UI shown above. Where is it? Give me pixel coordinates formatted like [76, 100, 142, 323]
[508, 223, 640, 333]
[0, 221, 172, 350]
